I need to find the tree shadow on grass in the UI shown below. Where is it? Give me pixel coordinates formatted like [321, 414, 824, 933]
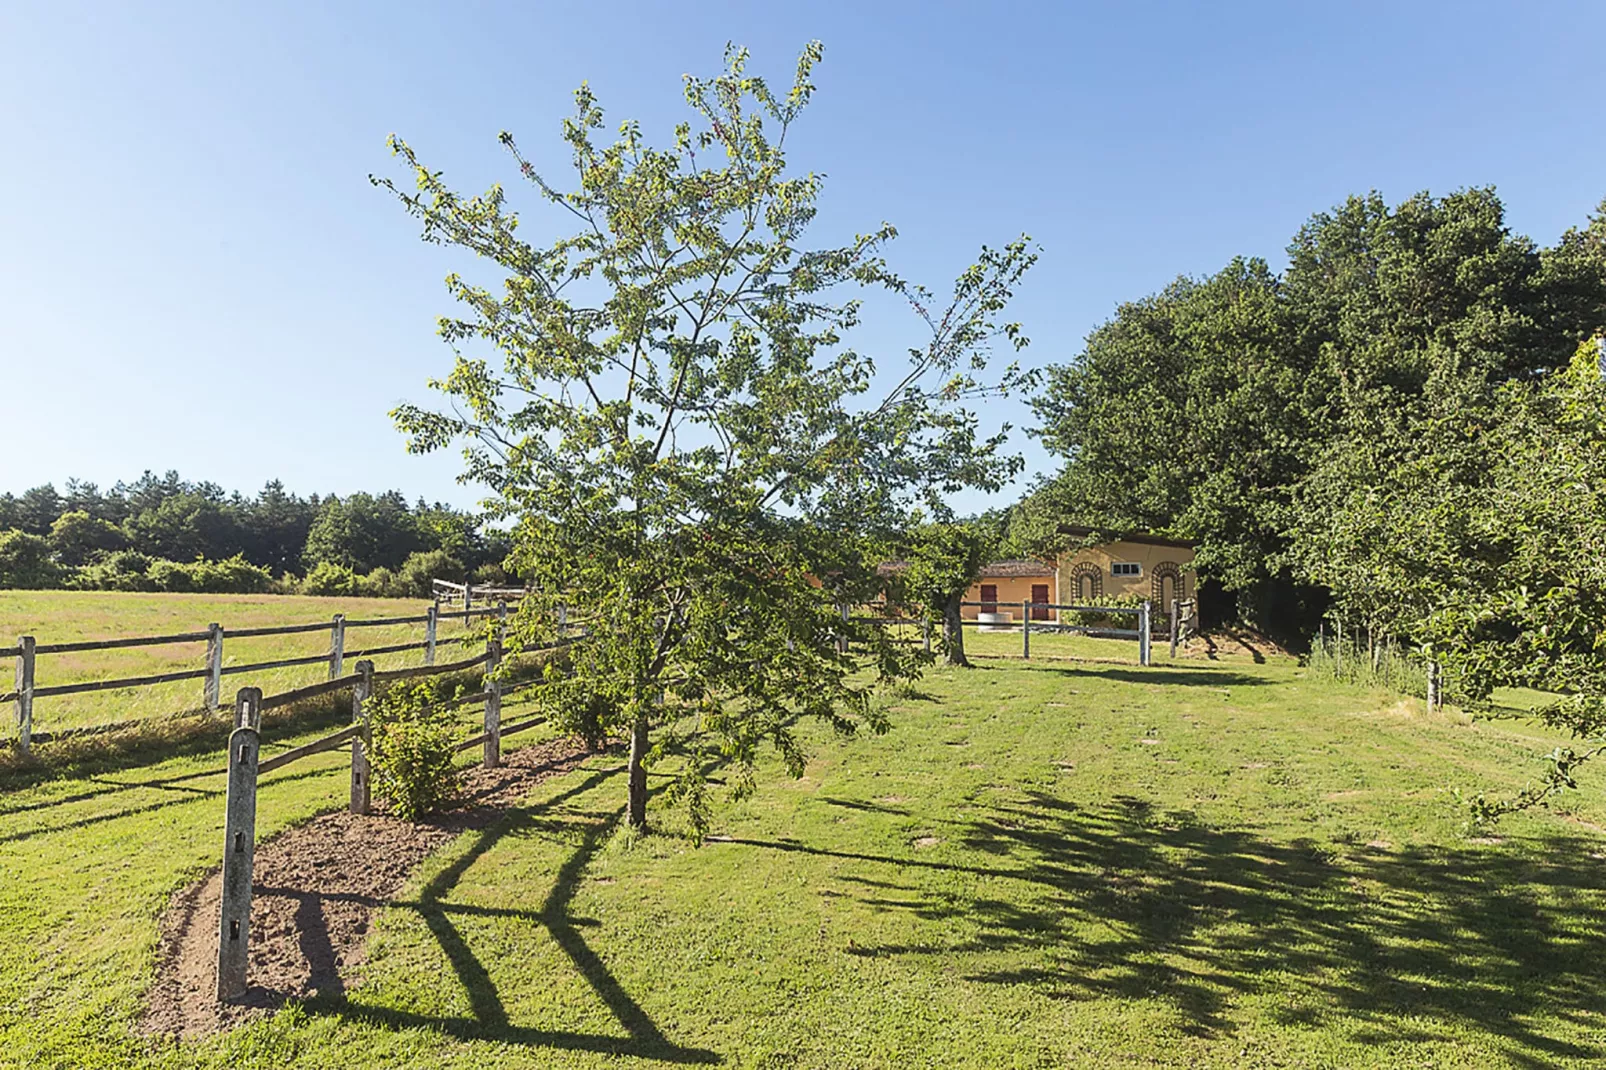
[1034, 665, 1272, 689]
[719, 793, 1606, 1066]
[302, 765, 719, 1064]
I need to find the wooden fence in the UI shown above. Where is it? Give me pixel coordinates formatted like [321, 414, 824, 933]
[212, 633, 559, 1001]
[431, 578, 530, 607]
[5, 598, 518, 752]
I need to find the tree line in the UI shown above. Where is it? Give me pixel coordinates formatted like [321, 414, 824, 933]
[0, 471, 509, 596]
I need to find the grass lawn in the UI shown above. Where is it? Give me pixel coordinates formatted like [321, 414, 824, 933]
[0, 591, 488, 736]
[3, 647, 1605, 1067]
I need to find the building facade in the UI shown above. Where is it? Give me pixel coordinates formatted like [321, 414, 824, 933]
[960, 529, 1197, 622]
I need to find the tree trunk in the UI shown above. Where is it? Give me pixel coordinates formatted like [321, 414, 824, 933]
[627, 713, 650, 829]
[943, 595, 970, 667]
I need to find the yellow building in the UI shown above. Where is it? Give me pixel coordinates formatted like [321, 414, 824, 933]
[961, 528, 1197, 622]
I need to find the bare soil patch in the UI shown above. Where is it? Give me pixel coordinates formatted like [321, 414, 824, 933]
[142, 737, 591, 1039]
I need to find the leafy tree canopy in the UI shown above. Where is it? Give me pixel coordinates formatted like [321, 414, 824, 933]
[378, 42, 1036, 833]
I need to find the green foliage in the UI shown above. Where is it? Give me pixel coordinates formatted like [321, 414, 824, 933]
[303, 491, 422, 574]
[898, 521, 996, 666]
[377, 42, 1035, 832]
[1028, 190, 1606, 640]
[143, 554, 275, 594]
[66, 550, 155, 592]
[365, 677, 465, 819]
[0, 530, 62, 589]
[0, 471, 501, 593]
[47, 511, 127, 567]
[398, 548, 467, 597]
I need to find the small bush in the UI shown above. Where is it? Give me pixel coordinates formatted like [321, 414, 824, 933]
[68, 549, 155, 591]
[300, 560, 362, 596]
[145, 554, 274, 594]
[366, 677, 465, 819]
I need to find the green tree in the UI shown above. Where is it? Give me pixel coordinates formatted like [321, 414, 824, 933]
[1030, 189, 1606, 640]
[378, 43, 1034, 833]
[898, 521, 995, 667]
[123, 490, 242, 562]
[48, 510, 128, 567]
[0, 530, 62, 589]
[303, 492, 421, 574]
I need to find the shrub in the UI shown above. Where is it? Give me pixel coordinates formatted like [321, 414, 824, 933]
[69, 550, 156, 591]
[398, 548, 466, 598]
[145, 554, 274, 594]
[358, 566, 402, 598]
[300, 560, 362, 596]
[0, 529, 64, 589]
[366, 677, 465, 819]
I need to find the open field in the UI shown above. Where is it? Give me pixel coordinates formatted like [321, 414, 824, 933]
[3, 642, 1604, 1068]
[1, 591, 492, 736]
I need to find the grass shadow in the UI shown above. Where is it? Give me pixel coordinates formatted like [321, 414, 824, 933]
[304, 764, 720, 1064]
[718, 793, 1606, 1064]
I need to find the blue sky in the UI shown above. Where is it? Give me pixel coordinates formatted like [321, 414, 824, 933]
[3, 0, 1603, 512]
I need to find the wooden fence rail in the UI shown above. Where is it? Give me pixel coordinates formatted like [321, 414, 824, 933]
[211, 619, 568, 1004]
[7, 593, 533, 754]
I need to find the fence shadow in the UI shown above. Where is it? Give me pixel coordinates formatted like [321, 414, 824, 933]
[718, 794, 1606, 1064]
[303, 766, 719, 1065]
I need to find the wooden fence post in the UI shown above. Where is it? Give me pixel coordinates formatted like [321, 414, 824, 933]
[1169, 600, 1179, 659]
[483, 637, 502, 769]
[205, 623, 223, 710]
[1426, 660, 1440, 715]
[14, 636, 35, 755]
[1021, 600, 1031, 660]
[351, 660, 373, 815]
[837, 601, 850, 655]
[1335, 619, 1344, 676]
[924, 616, 932, 655]
[217, 687, 261, 1002]
[557, 602, 568, 631]
[464, 582, 473, 625]
[425, 600, 439, 666]
[329, 614, 346, 680]
[1139, 601, 1152, 666]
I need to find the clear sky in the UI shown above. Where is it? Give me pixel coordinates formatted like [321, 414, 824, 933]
[3, 0, 1603, 512]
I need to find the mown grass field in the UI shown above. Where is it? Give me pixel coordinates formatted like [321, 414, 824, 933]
[3, 632, 1604, 1068]
[0, 591, 490, 735]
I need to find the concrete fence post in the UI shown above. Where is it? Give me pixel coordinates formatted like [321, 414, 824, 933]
[837, 601, 850, 655]
[1139, 601, 1152, 666]
[205, 623, 223, 710]
[351, 660, 373, 815]
[1021, 600, 1031, 660]
[1169, 600, 1179, 660]
[217, 687, 262, 1002]
[14, 636, 35, 755]
[483, 637, 502, 769]
[425, 600, 439, 666]
[557, 602, 568, 631]
[1426, 660, 1440, 715]
[329, 614, 346, 680]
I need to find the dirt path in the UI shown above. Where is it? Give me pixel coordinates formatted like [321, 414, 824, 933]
[142, 738, 592, 1038]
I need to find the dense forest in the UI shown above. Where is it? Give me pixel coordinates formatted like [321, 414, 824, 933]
[0, 471, 508, 596]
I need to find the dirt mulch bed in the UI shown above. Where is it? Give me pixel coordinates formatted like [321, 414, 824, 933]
[142, 737, 593, 1039]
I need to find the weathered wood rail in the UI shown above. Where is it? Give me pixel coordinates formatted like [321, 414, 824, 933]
[211, 627, 559, 1003]
[7, 595, 536, 753]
